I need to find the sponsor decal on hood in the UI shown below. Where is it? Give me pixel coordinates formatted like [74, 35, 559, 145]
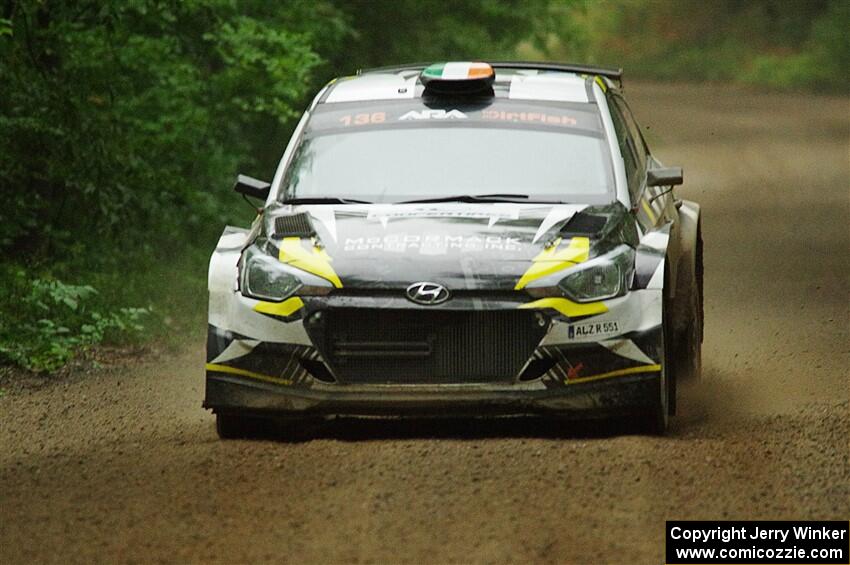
[260, 202, 636, 291]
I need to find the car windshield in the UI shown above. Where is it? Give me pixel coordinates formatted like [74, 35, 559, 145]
[279, 99, 614, 204]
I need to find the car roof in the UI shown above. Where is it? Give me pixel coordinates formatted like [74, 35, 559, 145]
[316, 61, 623, 106]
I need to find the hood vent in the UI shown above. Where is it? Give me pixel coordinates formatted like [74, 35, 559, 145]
[560, 212, 607, 236]
[274, 213, 315, 238]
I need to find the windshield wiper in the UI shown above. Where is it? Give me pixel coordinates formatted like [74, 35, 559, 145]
[282, 197, 372, 205]
[399, 193, 562, 204]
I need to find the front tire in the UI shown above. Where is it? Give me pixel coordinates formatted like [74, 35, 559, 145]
[675, 226, 704, 382]
[641, 338, 670, 435]
[641, 261, 673, 435]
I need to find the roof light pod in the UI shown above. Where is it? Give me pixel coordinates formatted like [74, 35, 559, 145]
[421, 62, 495, 94]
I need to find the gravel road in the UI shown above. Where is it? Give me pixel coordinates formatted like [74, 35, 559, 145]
[1, 83, 848, 564]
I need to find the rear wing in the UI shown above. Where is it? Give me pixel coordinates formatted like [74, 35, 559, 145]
[358, 60, 623, 88]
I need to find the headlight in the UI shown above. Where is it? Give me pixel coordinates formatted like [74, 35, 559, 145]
[557, 245, 635, 302]
[241, 246, 302, 302]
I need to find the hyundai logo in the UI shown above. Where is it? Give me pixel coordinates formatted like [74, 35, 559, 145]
[405, 282, 450, 305]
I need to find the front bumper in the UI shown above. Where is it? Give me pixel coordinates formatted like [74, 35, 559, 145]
[204, 286, 664, 418]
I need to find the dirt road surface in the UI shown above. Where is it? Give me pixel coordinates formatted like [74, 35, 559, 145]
[1, 83, 848, 564]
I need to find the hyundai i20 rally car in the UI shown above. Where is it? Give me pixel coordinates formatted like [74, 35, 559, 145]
[204, 61, 703, 437]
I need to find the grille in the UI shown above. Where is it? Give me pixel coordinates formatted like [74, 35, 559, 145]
[309, 309, 547, 384]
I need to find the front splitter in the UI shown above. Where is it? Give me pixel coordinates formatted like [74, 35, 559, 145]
[204, 372, 660, 419]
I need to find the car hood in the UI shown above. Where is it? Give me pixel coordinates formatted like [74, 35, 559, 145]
[261, 202, 636, 291]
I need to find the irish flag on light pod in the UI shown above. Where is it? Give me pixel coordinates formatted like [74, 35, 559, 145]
[422, 62, 494, 81]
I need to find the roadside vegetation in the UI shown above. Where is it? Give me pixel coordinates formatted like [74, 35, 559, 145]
[0, 0, 846, 373]
[531, 0, 848, 92]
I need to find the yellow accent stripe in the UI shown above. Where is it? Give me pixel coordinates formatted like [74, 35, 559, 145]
[518, 296, 607, 317]
[253, 296, 304, 317]
[205, 363, 293, 385]
[279, 237, 342, 288]
[641, 198, 657, 224]
[594, 76, 608, 92]
[567, 364, 661, 385]
[515, 237, 590, 290]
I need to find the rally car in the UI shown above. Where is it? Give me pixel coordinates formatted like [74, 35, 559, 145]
[204, 61, 703, 437]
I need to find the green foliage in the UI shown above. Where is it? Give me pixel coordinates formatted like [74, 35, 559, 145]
[0, 270, 149, 372]
[743, 0, 850, 89]
[536, 0, 849, 91]
[326, 0, 553, 68]
[0, 1, 339, 258]
[0, 0, 347, 373]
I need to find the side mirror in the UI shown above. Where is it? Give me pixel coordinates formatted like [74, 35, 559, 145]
[233, 174, 271, 200]
[646, 167, 683, 187]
